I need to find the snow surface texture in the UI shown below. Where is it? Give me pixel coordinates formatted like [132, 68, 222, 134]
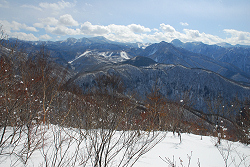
[1, 126, 249, 167]
[136, 133, 250, 167]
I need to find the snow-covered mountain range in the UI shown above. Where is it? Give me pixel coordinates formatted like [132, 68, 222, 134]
[3, 37, 250, 113]
[171, 39, 250, 76]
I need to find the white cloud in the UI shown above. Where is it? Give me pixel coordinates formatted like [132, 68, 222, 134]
[4, 13, 250, 45]
[75, 22, 250, 44]
[0, 20, 12, 34]
[25, 26, 38, 32]
[39, 34, 52, 40]
[0, 20, 39, 41]
[107, 24, 152, 42]
[58, 14, 78, 26]
[10, 21, 22, 31]
[11, 32, 38, 41]
[13, 21, 38, 32]
[45, 26, 65, 35]
[128, 24, 151, 33]
[223, 29, 250, 45]
[105, 31, 145, 43]
[180, 22, 189, 26]
[224, 29, 250, 40]
[0, 20, 38, 33]
[80, 22, 110, 36]
[45, 25, 80, 36]
[21, 4, 42, 11]
[79, 23, 151, 42]
[21, 0, 76, 16]
[183, 29, 201, 38]
[34, 14, 78, 29]
[140, 24, 226, 45]
[33, 23, 44, 28]
[39, 0, 75, 10]
[160, 24, 176, 33]
[33, 14, 80, 36]
[147, 26, 250, 45]
[107, 24, 128, 35]
[39, 17, 59, 26]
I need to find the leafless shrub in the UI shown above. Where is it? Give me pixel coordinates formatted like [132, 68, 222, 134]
[160, 151, 200, 167]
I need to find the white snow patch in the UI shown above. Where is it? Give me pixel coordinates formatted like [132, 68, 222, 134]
[99, 52, 113, 58]
[68, 51, 91, 64]
[120, 51, 130, 59]
[137, 43, 151, 49]
[136, 133, 250, 167]
[108, 52, 113, 57]
[98, 52, 108, 57]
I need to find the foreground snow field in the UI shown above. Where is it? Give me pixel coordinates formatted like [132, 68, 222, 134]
[136, 133, 250, 167]
[1, 125, 249, 167]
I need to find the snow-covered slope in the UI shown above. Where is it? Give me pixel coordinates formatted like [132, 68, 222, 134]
[1, 125, 249, 167]
[68, 50, 132, 72]
[136, 133, 250, 167]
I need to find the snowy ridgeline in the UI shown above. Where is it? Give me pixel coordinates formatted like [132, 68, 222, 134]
[1, 125, 249, 167]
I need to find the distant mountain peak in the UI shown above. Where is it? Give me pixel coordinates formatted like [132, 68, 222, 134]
[63, 37, 77, 43]
[149, 41, 176, 50]
[159, 41, 169, 45]
[216, 42, 233, 48]
[171, 39, 183, 45]
[88, 36, 112, 43]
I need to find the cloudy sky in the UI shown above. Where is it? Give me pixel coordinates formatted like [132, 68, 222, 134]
[0, 0, 250, 45]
